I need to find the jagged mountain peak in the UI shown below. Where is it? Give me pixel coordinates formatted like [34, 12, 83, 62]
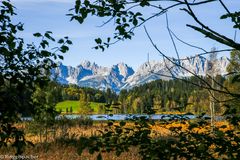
[111, 62, 134, 80]
[77, 60, 98, 69]
[53, 56, 229, 92]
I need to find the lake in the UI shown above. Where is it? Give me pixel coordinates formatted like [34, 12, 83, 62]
[21, 114, 196, 121]
[21, 114, 221, 121]
[58, 114, 197, 121]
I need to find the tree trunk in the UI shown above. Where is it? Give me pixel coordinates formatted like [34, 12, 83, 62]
[210, 77, 215, 132]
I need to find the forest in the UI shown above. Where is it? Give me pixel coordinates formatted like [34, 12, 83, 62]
[42, 69, 237, 117]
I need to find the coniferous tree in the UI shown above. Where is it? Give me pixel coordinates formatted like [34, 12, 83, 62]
[79, 89, 92, 114]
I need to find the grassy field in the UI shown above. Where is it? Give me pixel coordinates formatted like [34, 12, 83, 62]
[56, 100, 104, 114]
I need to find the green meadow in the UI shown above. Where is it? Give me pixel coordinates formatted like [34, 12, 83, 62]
[56, 100, 104, 114]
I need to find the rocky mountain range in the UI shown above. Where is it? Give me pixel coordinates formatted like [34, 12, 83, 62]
[51, 56, 229, 92]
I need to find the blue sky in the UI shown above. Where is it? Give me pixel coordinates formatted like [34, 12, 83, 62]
[11, 0, 239, 70]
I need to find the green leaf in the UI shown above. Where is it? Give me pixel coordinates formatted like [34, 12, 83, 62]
[58, 39, 64, 44]
[95, 38, 102, 44]
[40, 40, 49, 49]
[84, 0, 90, 6]
[60, 45, 69, 53]
[133, 18, 138, 26]
[66, 39, 72, 45]
[41, 50, 51, 57]
[99, 46, 105, 51]
[138, 17, 145, 21]
[135, 12, 142, 17]
[44, 32, 55, 41]
[116, 18, 121, 24]
[46, 31, 53, 34]
[76, 16, 84, 24]
[33, 33, 42, 37]
[220, 14, 228, 19]
[17, 24, 24, 31]
[140, 0, 150, 7]
[75, 0, 81, 13]
[58, 55, 64, 60]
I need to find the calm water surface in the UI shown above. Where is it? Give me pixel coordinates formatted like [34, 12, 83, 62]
[60, 114, 196, 121]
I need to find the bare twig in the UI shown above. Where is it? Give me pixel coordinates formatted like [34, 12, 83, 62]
[179, 49, 232, 60]
[184, 0, 240, 50]
[166, 13, 180, 63]
[144, 25, 240, 97]
[169, 29, 207, 53]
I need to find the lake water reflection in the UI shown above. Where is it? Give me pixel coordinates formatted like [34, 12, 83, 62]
[21, 114, 223, 121]
[61, 114, 197, 121]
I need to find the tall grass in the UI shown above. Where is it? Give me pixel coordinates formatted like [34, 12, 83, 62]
[1, 119, 234, 160]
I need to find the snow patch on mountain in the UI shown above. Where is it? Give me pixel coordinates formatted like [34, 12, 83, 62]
[52, 56, 229, 92]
